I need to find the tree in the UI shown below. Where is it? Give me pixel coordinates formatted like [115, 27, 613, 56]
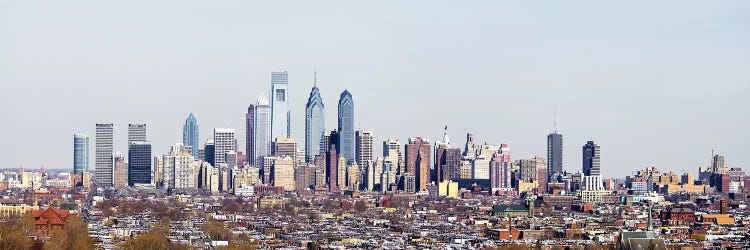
[354, 200, 367, 213]
[201, 221, 230, 241]
[0, 220, 33, 250]
[118, 232, 170, 250]
[43, 215, 94, 250]
[150, 217, 171, 237]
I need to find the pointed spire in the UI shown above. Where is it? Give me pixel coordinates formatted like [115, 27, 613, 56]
[442, 125, 450, 145]
[314, 68, 317, 87]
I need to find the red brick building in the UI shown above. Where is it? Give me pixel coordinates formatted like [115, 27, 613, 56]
[32, 206, 70, 237]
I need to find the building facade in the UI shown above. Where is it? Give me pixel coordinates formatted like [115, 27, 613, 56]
[213, 128, 236, 165]
[73, 133, 89, 175]
[271, 71, 290, 140]
[582, 141, 601, 177]
[128, 142, 152, 186]
[547, 131, 563, 180]
[95, 123, 114, 188]
[337, 90, 355, 165]
[305, 82, 325, 163]
[255, 94, 272, 165]
[355, 130, 374, 167]
[183, 113, 199, 158]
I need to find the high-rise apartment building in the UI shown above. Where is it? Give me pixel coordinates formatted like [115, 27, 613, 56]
[255, 94, 272, 165]
[337, 90, 355, 165]
[305, 79, 325, 163]
[547, 131, 563, 179]
[73, 133, 89, 175]
[355, 130, 374, 167]
[405, 137, 431, 192]
[490, 144, 512, 192]
[113, 152, 127, 188]
[272, 156, 295, 191]
[128, 141, 152, 186]
[183, 113, 199, 158]
[95, 123, 114, 188]
[582, 141, 601, 177]
[271, 71, 290, 140]
[213, 128, 236, 165]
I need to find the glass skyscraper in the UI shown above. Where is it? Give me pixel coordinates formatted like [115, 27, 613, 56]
[183, 113, 199, 158]
[337, 90, 355, 165]
[547, 131, 563, 179]
[73, 133, 89, 174]
[255, 93, 272, 165]
[271, 71, 290, 140]
[128, 141, 152, 186]
[305, 83, 325, 163]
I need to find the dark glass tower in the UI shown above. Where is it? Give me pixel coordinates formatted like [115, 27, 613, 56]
[582, 141, 600, 176]
[128, 142, 152, 186]
[547, 132, 563, 179]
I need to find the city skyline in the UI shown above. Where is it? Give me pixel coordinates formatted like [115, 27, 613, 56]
[1, 1, 748, 178]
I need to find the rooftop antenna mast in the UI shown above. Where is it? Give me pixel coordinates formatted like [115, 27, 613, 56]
[314, 68, 317, 87]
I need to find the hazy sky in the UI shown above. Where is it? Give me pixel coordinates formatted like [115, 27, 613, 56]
[1, 1, 748, 178]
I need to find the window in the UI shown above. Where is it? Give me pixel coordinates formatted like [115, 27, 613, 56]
[276, 89, 285, 101]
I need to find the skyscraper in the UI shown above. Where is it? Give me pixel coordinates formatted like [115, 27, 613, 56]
[305, 79, 325, 163]
[128, 141, 152, 186]
[95, 123, 114, 188]
[383, 139, 402, 174]
[434, 126, 450, 183]
[547, 131, 563, 180]
[355, 130, 373, 167]
[582, 141, 601, 176]
[73, 133, 89, 175]
[490, 144, 512, 192]
[183, 113, 199, 158]
[128, 124, 147, 144]
[204, 141, 215, 167]
[114, 152, 127, 188]
[405, 137, 431, 192]
[255, 94, 272, 165]
[246, 104, 255, 165]
[213, 128, 236, 165]
[337, 90, 355, 165]
[271, 71, 290, 140]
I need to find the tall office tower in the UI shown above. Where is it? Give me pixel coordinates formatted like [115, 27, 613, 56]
[434, 126, 450, 183]
[153, 156, 163, 187]
[355, 130, 374, 167]
[405, 137, 431, 192]
[73, 134, 90, 175]
[518, 158, 538, 182]
[183, 113, 200, 158]
[383, 139, 402, 174]
[272, 156, 295, 191]
[582, 141, 601, 176]
[444, 148, 461, 181]
[128, 142, 152, 186]
[213, 128, 236, 165]
[128, 124, 147, 144]
[204, 141, 215, 167]
[326, 131, 339, 192]
[113, 152, 128, 188]
[273, 138, 297, 164]
[337, 90, 355, 164]
[547, 131, 563, 180]
[254, 94, 272, 164]
[95, 123, 114, 188]
[271, 71, 290, 140]
[490, 144, 512, 192]
[245, 104, 255, 165]
[711, 154, 727, 173]
[305, 78, 325, 163]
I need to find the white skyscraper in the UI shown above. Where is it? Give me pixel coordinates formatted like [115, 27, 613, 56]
[213, 128, 236, 165]
[128, 124, 147, 144]
[271, 71, 290, 140]
[95, 123, 114, 187]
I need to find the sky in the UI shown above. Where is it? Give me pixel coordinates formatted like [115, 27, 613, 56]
[0, 1, 748, 178]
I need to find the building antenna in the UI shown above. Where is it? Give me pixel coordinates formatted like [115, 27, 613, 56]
[314, 68, 317, 87]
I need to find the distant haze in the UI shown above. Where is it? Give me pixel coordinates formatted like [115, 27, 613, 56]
[0, 1, 748, 178]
